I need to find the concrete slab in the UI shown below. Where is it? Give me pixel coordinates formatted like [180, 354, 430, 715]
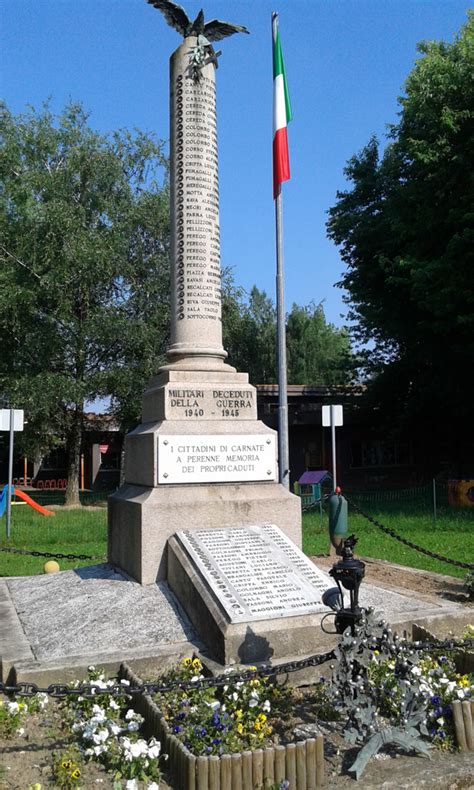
[2, 564, 200, 681]
[1, 559, 469, 684]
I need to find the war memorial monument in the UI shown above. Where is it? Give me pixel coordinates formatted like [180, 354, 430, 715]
[107, 2, 335, 662]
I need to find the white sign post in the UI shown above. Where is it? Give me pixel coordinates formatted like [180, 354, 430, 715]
[322, 404, 343, 490]
[0, 409, 24, 538]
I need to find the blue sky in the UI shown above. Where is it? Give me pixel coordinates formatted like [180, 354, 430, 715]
[1, 0, 470, 328]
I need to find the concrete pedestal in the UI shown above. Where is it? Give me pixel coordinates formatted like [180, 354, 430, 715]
[108, 481, 300, 585]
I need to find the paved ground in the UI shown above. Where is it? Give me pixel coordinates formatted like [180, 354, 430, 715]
[1, 558, 470, 684]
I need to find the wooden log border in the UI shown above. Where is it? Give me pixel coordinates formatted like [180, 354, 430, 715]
[412, 623, 474, 751]
[120, 662, 325, 789]
[452, 699, 474, 752]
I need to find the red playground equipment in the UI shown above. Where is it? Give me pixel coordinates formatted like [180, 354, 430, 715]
[0, 485, 55, 517]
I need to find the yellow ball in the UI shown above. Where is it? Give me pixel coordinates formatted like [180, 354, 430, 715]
[43, 560, 60, 574]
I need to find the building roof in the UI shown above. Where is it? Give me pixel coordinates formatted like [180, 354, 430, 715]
[298, 470, 331, 484]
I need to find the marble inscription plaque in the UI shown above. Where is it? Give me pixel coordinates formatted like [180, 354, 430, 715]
[176, 525, 330, 623]
[172, 71, 221, 325]
[165, 384, 256, 420]
[157, 435, 276, 484]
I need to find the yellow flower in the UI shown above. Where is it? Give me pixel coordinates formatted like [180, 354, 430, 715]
[192, 658, 202, 670]
[61, 761, 72, 770]
[257, 713, 267, 723]
[266, 725, 273, 735]
[373, 650, 380, 656]
[250, 679, 260, 687]
[182, 658, 192, 667]
[236, 723, 243, 734]
[235, 709, 243, 719]
[71, 769, 81, 780]
[28, 785, 42, 790]
[249, 665, 257, 671]
[254, 721, 262, 731]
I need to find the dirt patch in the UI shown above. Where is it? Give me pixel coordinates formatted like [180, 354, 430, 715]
[313, 554, 472, 604]
[0, 701, 112, 789]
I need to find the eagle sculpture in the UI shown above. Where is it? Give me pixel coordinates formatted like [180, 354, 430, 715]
[146, 0, 249, 42]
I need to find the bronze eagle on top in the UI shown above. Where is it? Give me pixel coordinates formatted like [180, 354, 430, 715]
[146, 0, 249, 41]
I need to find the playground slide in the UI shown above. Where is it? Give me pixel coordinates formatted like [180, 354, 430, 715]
[12, 488, 55, 516]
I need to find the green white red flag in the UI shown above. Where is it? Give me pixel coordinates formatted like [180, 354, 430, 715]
[272, 15, 292, 199]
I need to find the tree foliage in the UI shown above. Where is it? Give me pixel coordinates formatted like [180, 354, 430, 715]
[0, 101, 169, 502]
[327, 14, 474, 469]
[223, 284, 353, 386]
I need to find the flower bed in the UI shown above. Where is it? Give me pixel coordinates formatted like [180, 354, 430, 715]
[0, 668, 166, 789]
[120, 661, 325, 790]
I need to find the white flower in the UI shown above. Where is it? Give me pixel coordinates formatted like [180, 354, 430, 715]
[92, 729, 109, 744]
[232, 692, 239, 701]
[93, 745, 106, 756]
[130, 740, 148, 758]
[206, 700, 220, 711]
[262, 700, 271, 712]
[120, 679, 131, 686]
[92, 705, 106, 720]
[88, 665, 96, 672]
[147, 783, 160, 790]
[7, 702, 19, 713]
[248, 697, 258, 708]
[109, 699, 120, 711]
[36, 693, 49, 710]
[437, 717, 445, 726]
[127, 721, 140, 732]
[457, 689, 465, 699]
[411, 666, 422, 676]
[125, 780, 139, 790]
[110, 722, 122, 735]
[16, 727, 25, 736]
[91, 679, 108, 690]
[148, 742, 161, 759]
[125, 709, 137, 720]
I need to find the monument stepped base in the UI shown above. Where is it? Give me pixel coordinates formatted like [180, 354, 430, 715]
[108, 482, 301, 585]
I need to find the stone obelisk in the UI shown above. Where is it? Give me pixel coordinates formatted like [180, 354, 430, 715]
[108, 36, 301, 585]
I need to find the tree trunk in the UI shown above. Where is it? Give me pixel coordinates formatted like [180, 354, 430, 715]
[65, 406, 83, 506]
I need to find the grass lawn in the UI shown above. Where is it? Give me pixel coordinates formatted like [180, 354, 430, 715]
[0, 497, 472, 580]
[0, 504, 107, 576]
[303, 502, 474, 580]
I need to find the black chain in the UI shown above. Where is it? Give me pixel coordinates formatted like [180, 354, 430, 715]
[346, 496, 474, 571]
[0, 650, 336, 698]
[2, 637, 472, 699]
[0, 545, 106, 561]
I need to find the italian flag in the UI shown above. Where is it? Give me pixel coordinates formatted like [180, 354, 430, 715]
[273, 16, 292, 199]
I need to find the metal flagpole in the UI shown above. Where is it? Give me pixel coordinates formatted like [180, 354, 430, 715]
[272, 12, 289, 490]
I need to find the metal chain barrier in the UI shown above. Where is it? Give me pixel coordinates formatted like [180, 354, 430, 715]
[0, 545, 106, 562]
[1, 637, 472, 699]
[346, 495, 474, 571]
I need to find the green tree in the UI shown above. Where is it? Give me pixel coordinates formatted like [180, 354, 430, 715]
[286, 302, 353, 385]
[327, 14, 474, 470]
[223, 283, 353, 386]
[0, 101, 169, 503]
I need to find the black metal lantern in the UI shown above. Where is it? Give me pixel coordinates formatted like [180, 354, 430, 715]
[328, 535, 365, 635]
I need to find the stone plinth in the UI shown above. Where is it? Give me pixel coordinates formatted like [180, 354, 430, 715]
[108, 484, 300, 585]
